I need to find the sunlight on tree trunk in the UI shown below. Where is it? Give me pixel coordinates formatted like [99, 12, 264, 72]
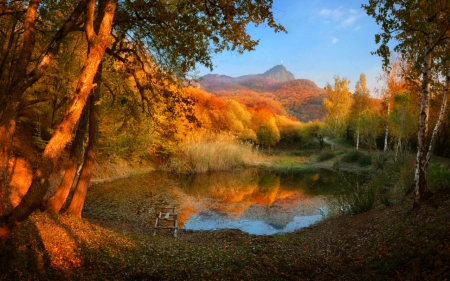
[66, 61, 101, 218]
[0, 0, 115, 243]
[45, 105, 89, 214]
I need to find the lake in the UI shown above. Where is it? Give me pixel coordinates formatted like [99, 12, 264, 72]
[84, 168, 341, 235]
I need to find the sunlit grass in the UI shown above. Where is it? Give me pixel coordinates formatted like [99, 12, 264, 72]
[162, 133, 263, 173]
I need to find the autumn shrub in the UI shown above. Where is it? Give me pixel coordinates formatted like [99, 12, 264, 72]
[163, 133, 260, 173]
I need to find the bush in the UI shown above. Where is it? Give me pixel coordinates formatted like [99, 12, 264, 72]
[427, 164, 450, 190]
[359, 154, 372, 167]
[341, 150, 361, 163]
[341, 150, 372, 167]
[316, 150, 335, 162]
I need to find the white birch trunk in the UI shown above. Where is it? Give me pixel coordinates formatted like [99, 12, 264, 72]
[383, 102, 390, 156]
[426, 62, 449, 166]
[414, 36, 432, 206]
[356, 129, 360, 150]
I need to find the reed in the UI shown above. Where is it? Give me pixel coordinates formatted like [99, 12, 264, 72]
[163, 133, 261, 173]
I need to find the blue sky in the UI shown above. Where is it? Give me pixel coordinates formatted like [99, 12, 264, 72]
[196, 0, 389, 96]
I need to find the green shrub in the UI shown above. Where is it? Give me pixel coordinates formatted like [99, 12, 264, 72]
[427, 164, 450, 190]
[316, 150, 335, 162]
[341, 150, 372, 167]
[359, 154, 372, 167]
[341, 150, 361, 163]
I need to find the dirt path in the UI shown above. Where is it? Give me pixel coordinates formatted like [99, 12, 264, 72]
[323, 138, 350, 151]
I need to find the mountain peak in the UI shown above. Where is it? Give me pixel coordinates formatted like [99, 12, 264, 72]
[262, 65, 295, 82]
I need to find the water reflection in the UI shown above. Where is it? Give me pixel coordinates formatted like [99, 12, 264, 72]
[173, 168, 336, 235]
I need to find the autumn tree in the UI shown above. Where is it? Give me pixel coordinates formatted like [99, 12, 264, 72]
[256, 117, 280, 153]
[364, 0, 450, 206]
[349, 73, 371, 149]
[0, 0, 286, 241]
[376, 55, 405, 155]
[322, 76, 353, 139]
[389, 91, 418, 159]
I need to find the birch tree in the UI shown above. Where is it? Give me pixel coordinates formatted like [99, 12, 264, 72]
[322, 76, 353, 139]
[349, 73, 371, 150]
[363, 0, 450, 207]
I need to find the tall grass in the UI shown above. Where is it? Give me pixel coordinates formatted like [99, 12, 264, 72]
[162, 134, 261, 173]
[329, 152, 417, 215]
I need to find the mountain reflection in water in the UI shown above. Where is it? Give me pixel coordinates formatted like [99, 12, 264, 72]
[173, 168, 335, 235]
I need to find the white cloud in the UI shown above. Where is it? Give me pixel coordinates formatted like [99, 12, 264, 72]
[354, 25, 361, 31]
[317, 7, 362, 28]
[332, 37, 339, 44]
[341, 15, 358, 27]
[318, 8, 332, 16]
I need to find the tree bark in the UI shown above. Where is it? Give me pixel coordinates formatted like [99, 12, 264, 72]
[0, 0, 86, 196]
[426, 61, 449, 166]
[414, 36, 432, 207]
[45, 103, 89, 214]
[0, 0, 115, 243]
[66, 62, 101, 218]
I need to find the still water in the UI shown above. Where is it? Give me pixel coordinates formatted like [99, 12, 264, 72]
[85, 168, 340, 235]
[174, 169, 336, 235]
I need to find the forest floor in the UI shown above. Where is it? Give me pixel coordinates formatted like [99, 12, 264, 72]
[1, 167, 450, 280]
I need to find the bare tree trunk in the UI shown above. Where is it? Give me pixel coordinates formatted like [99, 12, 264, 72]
[395, 135, 401, 161]
[66, 62, 101, 218]
[383, 102, 390, 156]
[0, 0, 115, 243]
[45, 104, 89, 214]
[414, 37, 432, 207]
[356, 129, 360, 150]
[426, 61, 449, 166]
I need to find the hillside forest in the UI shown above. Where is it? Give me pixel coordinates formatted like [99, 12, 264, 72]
[1, 0, 450, 252]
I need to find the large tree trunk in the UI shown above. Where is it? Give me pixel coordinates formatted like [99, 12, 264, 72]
[66, 62, 101, 218]
[413, 37, 432, 207]
[0, 0, 115, 243]
[44, 104, 89, 214]
[0, 0, 86, 199]
[0, 0, 40, 210]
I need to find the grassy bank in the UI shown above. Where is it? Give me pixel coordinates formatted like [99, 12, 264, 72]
[1, 189, 449, 280]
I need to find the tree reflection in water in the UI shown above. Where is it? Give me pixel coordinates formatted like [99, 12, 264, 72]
[175, 168, 337, 235]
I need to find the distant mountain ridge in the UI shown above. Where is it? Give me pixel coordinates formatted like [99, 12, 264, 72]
[199, 65, 326, 122]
